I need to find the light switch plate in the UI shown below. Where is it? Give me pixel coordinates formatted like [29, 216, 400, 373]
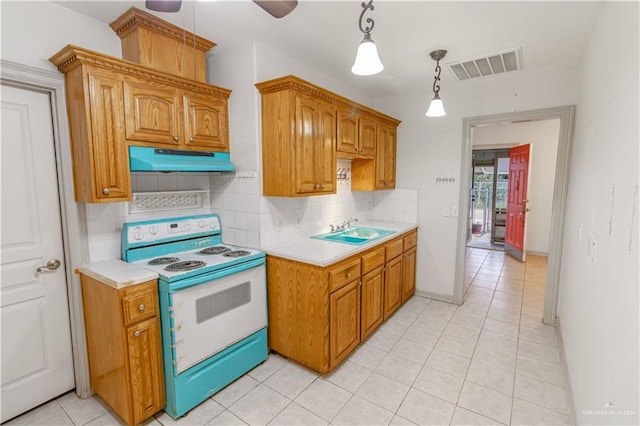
[450, 205, 458, 217]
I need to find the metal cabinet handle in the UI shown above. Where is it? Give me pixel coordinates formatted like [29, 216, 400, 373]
[189, 137, 194, 142]
[102, 188, 110, 195]
[174, 136, 179, 141]
[138, 304, 145, 311]
[36, 259, 61, 273]
[134, 330, 141, 337]
[346, 272, 351, 278]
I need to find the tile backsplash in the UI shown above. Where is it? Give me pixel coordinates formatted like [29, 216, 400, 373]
[86, 172, 212, 262]
[85, 165, 418, 263]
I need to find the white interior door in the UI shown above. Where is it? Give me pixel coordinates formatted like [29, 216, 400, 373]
[1, 84, 75, 422]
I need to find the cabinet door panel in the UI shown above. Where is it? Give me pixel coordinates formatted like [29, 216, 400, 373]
[402, 247, 417, 303]
[375, 124, 389, 189]
[184, 93, 229, 151]
[383, 255, 403, 320]
[329, 280, 360, 369]
[361, 266, 384, 341]
[337, 109, 358, 155]
[385, 127, 397, 189]
[294, 94, 319, 193]
[127, 317, 165, 424]
[316, 101, 336, 193]
[359, 117, 377, 157]
[87, 72, 130, 201]
[123, 80, 181, 145]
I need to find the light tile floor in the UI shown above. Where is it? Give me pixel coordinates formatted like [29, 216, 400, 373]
[7, 248, 572, 426]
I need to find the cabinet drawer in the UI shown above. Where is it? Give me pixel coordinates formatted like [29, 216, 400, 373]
[361, 247, 384, 274]
[122, 283, 156, 325]
[403, 230, 417, 251]
[385, 238, 404, 261]
[329, 258, 361, 292]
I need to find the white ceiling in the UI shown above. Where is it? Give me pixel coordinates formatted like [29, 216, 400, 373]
[54, 0, 602, 97]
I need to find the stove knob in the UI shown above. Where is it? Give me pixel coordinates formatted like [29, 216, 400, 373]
[198, 220, 206, 228]
[149, 226, 158, 235]
[133, 231, 144, 241]
[209, 221, 217, 229]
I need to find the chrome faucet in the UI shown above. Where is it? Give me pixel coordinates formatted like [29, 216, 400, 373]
[330, 218, 358, 233]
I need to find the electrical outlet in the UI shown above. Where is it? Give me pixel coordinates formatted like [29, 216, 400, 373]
[443, 206, 450, 217]
[450, 205, 458, 217]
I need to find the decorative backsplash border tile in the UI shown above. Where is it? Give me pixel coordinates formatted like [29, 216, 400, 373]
[129, 190, 209, 214]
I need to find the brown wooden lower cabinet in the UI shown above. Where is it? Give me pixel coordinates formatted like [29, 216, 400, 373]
[79, 276, 165, 425]
[329, 279, 361, 368]
[360, 265, 385, 341]
[402, 246, 417, 302]
[383, 254, 403, 320]
[266, 228, 418, 374]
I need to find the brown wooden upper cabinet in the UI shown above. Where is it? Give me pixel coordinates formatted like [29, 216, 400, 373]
[351, 122, 398, 191]
[336, 109, 376, 159]
[50, 45, 231, 203]
[256, 77, 336, 197]
[123, 78, 229, 151]
[256, 75, 400, 197]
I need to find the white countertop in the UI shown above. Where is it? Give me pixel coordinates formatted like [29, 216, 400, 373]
[76, 259, 159, 289]
[262, 221, 418, 266]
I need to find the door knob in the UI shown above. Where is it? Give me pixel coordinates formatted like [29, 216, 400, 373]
[36, 259, 61, 273]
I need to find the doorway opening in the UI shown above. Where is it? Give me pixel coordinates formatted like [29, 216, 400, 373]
[467, 149, 510, 251]
[454, 106, 576, 326]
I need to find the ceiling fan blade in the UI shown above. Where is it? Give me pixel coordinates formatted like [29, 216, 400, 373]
[253, 0, 298, 18]
[146, 0, 182, 13]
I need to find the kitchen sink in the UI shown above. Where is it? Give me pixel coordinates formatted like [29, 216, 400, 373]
[312, 227, 396, 245]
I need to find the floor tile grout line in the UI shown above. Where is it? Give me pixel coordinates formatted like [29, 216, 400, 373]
[451, 259, 501, 424]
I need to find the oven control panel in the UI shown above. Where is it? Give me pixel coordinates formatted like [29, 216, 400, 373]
[125, 215, 221, 244]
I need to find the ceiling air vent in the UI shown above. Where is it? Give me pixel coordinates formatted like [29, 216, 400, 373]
[448, 47, 522, 80]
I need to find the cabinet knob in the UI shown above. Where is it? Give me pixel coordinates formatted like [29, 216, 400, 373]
[102, 188, 110, 195]
[346, 272, 351, 278]
[314, 184, 320, 189]
[320, 184, 325, 189]
[138, 304, 145, 311]
[174, 136, 179, 141]
[189, 137, 194, 142]
[134, 330, 141, 337]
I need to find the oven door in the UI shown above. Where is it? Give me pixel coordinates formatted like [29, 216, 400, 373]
[170, 263, 266, 374]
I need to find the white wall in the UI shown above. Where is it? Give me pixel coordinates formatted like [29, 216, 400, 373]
[473, 119, 560, 254]
[1, 1, 121, 71]
[557, 2, 639, 423]
[375, 65, 580, 299]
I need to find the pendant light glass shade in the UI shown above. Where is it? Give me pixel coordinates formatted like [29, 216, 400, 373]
[351, 33, 384, 76]
[426, 93, 446, 117]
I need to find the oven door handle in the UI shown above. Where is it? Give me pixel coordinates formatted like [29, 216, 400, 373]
[167, 257, 266, 292]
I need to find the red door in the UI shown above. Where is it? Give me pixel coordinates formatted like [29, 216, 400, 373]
[505, 144, 531, 262]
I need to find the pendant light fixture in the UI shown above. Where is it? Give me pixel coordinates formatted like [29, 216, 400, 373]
[351, 0, 384, 76]
[426, 49, 447, 117]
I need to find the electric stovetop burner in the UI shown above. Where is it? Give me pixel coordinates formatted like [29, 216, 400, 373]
[148, 256, 180, 265]
[165, 260, 207, 272]
[223, 250, 251, 258]
[198, 246, 231, 255]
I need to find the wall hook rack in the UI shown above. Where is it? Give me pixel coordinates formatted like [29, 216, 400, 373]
[337, 167, 350, 181]
[435, 177, 455, 184]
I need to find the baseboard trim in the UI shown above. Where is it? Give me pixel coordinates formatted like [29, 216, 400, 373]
[415, 289, 458, 305]
[555, 317, 577, 424]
